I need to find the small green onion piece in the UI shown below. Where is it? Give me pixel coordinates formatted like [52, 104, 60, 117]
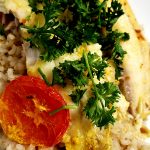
[49, 105, 77, 116]
[38, 67, 51, 86]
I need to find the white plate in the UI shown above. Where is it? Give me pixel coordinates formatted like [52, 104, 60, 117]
[128, 0, 150, 41]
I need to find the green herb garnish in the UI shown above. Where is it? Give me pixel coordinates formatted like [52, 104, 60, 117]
[70, 89, 86, 105]
[27, 0, 128, 128]
[50, 51, 120, 128]
[83, 53, 108, 79]
[52, 68, 65, 86]
[52, 52, 107, 86]
[101, 31, 130, 78]
[83, 51, 120, 127]
[25, 0, 128, 79]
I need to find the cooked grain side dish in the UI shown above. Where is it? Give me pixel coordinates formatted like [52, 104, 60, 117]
[0, 0, 150, 150]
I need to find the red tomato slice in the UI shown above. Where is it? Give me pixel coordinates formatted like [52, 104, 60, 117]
[0, 76, 70, 147]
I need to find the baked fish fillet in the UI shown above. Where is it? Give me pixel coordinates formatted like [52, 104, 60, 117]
[116, 0, 150, 116]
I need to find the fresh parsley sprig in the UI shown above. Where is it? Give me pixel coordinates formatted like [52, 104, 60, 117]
[100, 0, 124, 30]
[70, 89, 86, 105]
[51, 51, 120, 128]
[53, 60, 88, 86]
[82, 53, 108, 79]
[83, 51, 120, 127]
[100, 31, 129, 78]
[52, 52, 107, 86]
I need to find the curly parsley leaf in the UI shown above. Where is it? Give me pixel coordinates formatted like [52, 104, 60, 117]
[70, 89, 86, 105]
[82, 53, 108, 79]
[52, 68, 65, 86]
[112, 39, 127, 78]
[84, 100, 116, 128]
[52, 52, 108, 86]
[101, 31, 130, 79]
[101, 0, 124, 30]
[93, 82, 120, 107]
[60, 60, 88, 86]
[53, 60, 88, 86]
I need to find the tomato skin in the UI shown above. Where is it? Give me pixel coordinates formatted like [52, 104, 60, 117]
[0, 76, 70, 147]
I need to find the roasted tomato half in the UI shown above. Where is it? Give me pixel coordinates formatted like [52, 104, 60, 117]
[0, 76, 70, 147]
